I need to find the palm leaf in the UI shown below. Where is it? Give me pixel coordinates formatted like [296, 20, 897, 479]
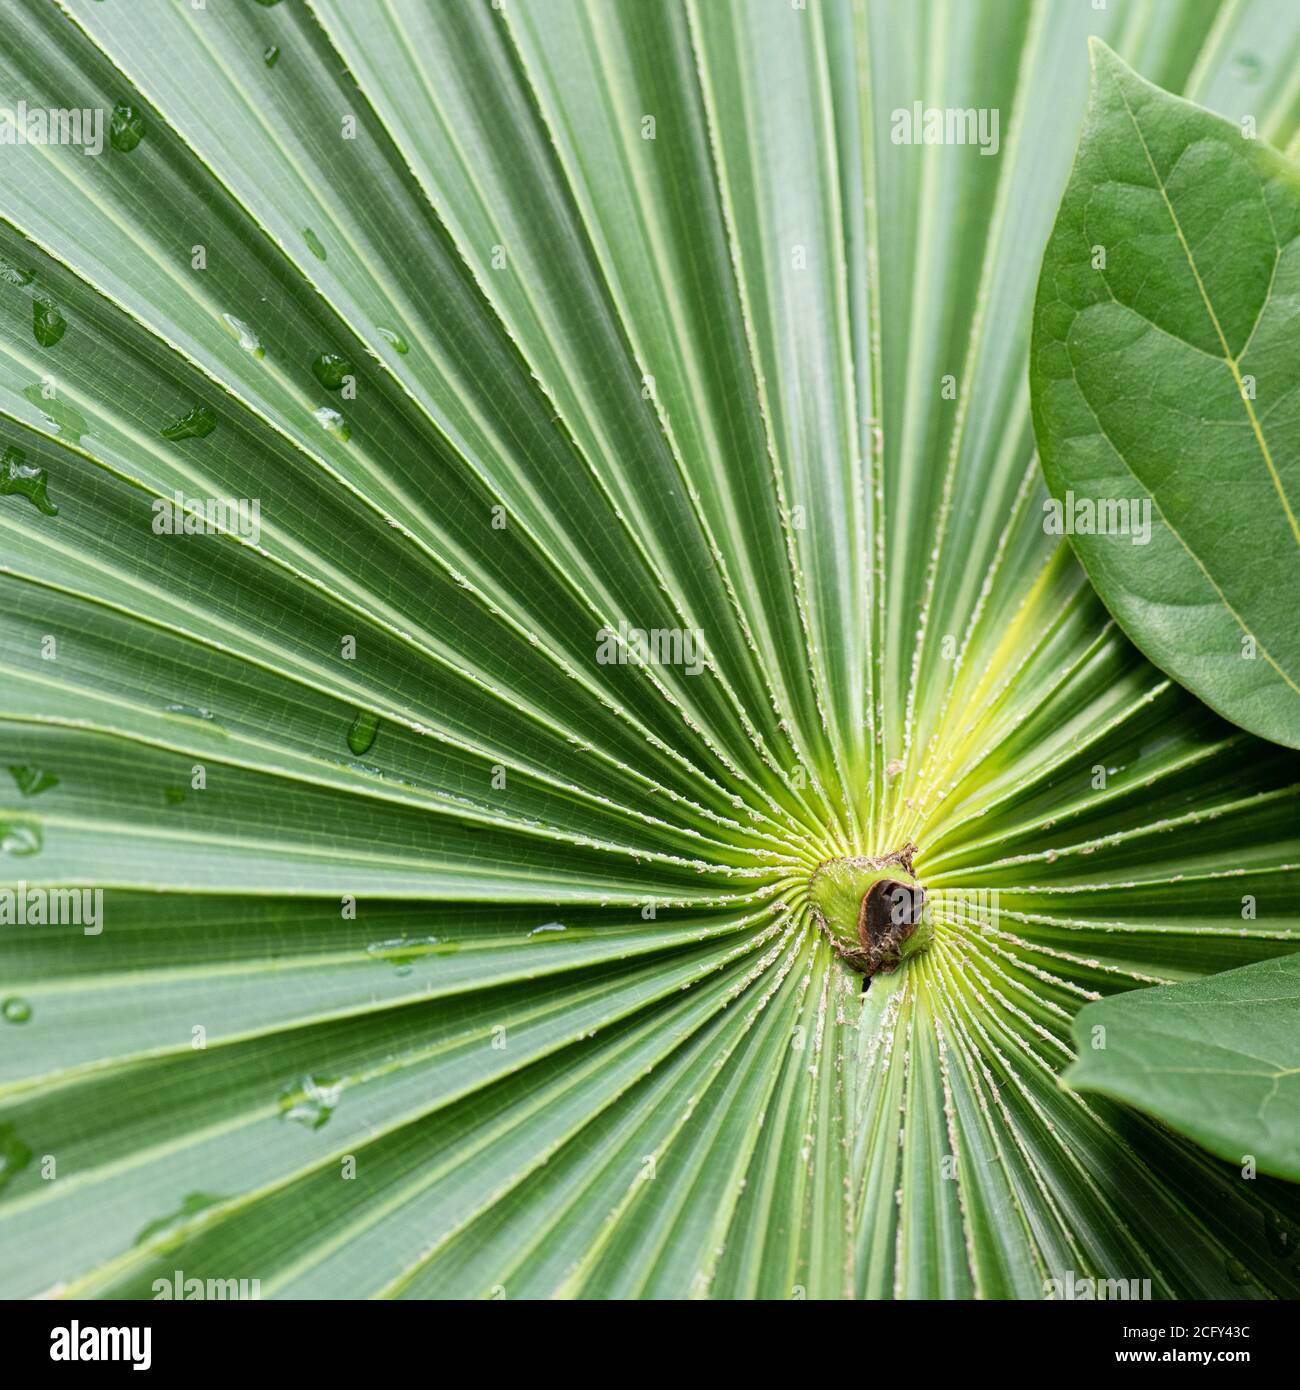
[1, 0, 1298, 1300]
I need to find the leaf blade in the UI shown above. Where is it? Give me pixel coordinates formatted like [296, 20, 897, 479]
[1066, 952, 1300, 1181]
[1031, 40, 1300, 746]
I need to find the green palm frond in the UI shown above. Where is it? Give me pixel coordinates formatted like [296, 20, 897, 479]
[0, 0, 1297, 1300]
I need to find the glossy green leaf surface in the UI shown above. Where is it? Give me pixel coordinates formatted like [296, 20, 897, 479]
[1032, 41, 1300, 747]
[1067, 953, 1300, 1181]
[0, 0, 1298, 1301]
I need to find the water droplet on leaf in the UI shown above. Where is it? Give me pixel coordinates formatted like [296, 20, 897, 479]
[367, 935, 441, 974]
[0, 822, 43, 856]
[279, 1075, 341, 1130]
[0, 1124, 32, 1193]
[160, 705, 227, 742]
[314, 405, 349, 441]
[0, 259, 34, 286]
[0, 445, 58, 515]
[1265, 1214, 1299, 1263]
[1, 997, 32, 1024]
[1225, 1256, 1254, 1286]
[109, 103, 146, 153]
[33, 298, 66, 347]
[312, 352, 353, 390]
[161, 404, 217, 440]
[263, 45, 281, 68]
[22, 384, 87, 444]
[347, 708, 379, 756]
[134, 1191, 228, 1247]
[378, 326, 409, 354]
[8, 764, 58, 796]
[164, 702, 216, 722]
[221, 313, 265, 359]
[529, 922, 567, 937]
[303, 228, 327, 260]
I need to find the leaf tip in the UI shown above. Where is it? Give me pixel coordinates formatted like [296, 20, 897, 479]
[1086, 35, 1118, 64]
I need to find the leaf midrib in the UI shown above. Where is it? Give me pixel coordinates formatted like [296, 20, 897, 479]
[1113, 72, 1300, 548]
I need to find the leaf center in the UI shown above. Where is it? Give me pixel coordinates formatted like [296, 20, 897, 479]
[809, 844, 929, 977]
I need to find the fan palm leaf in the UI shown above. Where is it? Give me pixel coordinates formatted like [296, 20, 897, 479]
[0, 0, 1297, 1300]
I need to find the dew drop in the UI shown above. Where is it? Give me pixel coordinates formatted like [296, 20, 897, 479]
[279, 1074, 342, 1130]
[263, 44, 281, 68]
[0, 445, 58, 515]
[347, 708, 379, 756]
[0, 259, 34, 286]
[529, 921, 567, 937]
[367, 935, 441, 974]
[22, 384, 87, 444]
[134, 1191, 227, 1247]
[1225, 1256, 1254, 1286]
[0, 1123, 33, 1193]
[221, 312, 265, 359]
[8, 764, 58, 796]
[0, 821, 42, 856]
[1, 997, 32, 1024]
[314, 405, 350, 441]
[311, 351, 353, 390]
[164, 702, 216, 722]
[164, 786, 186, 806]
[1266, 1214, 1299, 1261]
[109, 103, 146, 153]
[161, 404, 217, 441]
[33, 298, 66, 347]
[303, 228, 327, 260]
[377, 326, 409, 354]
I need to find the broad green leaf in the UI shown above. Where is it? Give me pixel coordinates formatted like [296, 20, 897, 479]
[0, 0, 1299, 1302]
[1066, 953, 1300, 1181]
[1032, 40, 1300, 747]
